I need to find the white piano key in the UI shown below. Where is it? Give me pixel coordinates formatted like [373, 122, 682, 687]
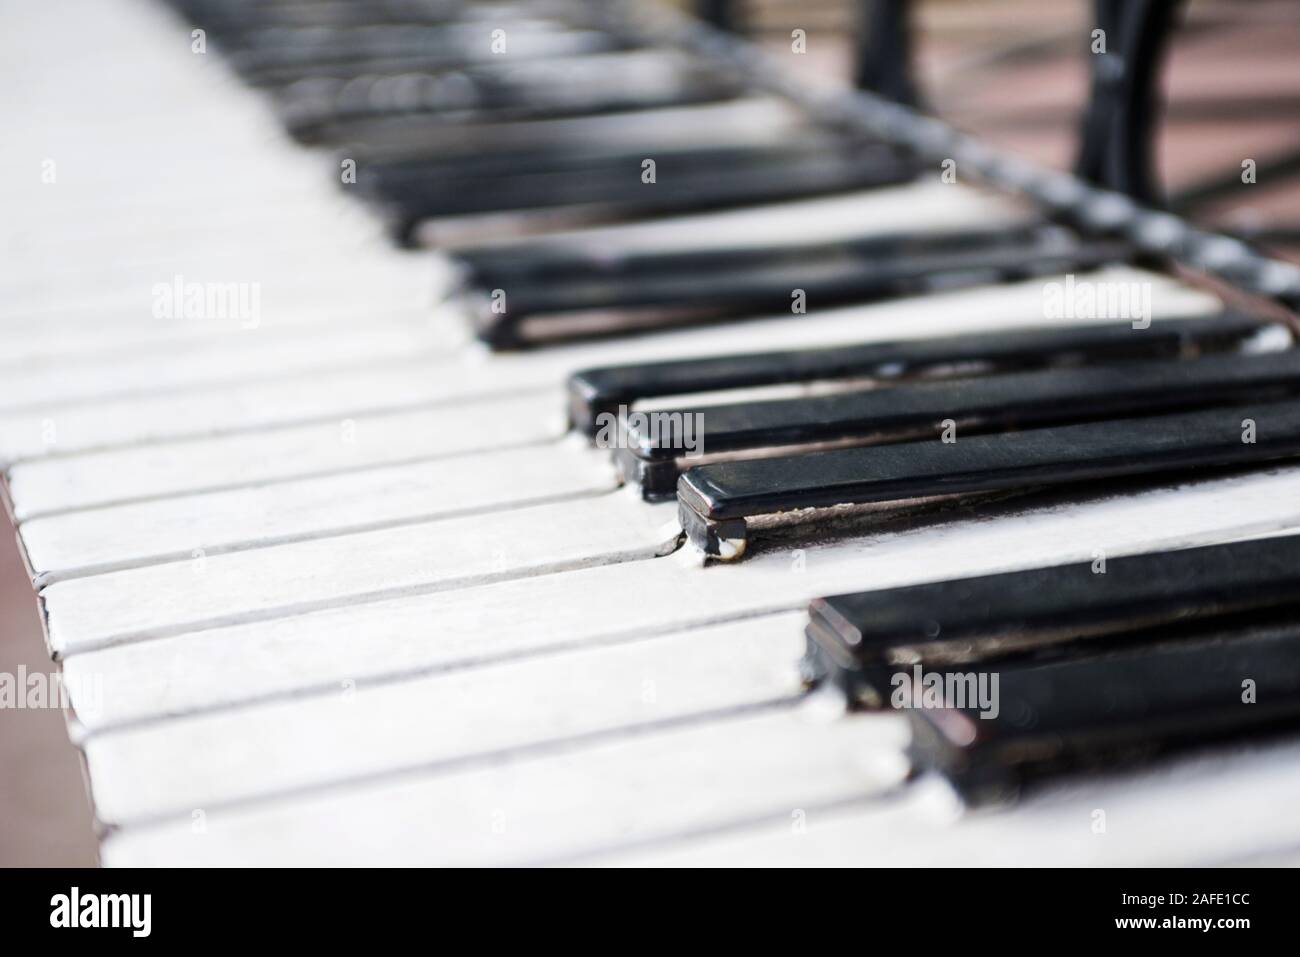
[0, 349, 561, 465]
[42, 493, 681, 655]
[60, 466, 1300, 733]
[607, 739, 1300, 868]
[0, 256, 448, 328]
[98, 706, 910, 866]
[0, 320, 454, 412]
[2, 162, 364, 232]
[0, 198, 386, 277]
[1, 170, 335, 234]
[0, 217, 405, 297]
[4, 393, 568, 521]
[83, 613, 808, 826]
[0, 163, 336, 227]
[0, 228, 421, 302]
[21, 442, 618, 582]
[0, 305, 450, 368]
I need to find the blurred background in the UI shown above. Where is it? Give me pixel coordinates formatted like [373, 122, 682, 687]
[739, 0, 1300, 261]
[1, 0, 1296, 866]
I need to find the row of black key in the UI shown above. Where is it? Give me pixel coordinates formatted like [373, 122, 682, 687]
[173, 0, 1300, 801]
[806, 535, 1300, 802]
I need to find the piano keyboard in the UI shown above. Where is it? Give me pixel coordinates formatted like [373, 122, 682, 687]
[6, 0, 1300, 868]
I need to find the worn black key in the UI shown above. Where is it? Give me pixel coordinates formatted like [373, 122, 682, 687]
[334, 99, 827, 174]
[677, 397, 1300, 558]
[803, 534, 1300, 710]
[378, 142, 918, 248]
[360, 140, 755, 188]
[281, 52, 746, 143]
[360, 136, 894, 202]
[618, 342, 1300, 497]
[906, 621, 1300, 802]
[458, 220, 1041, 289]
[568, 313, 1274, 436]
[163, 0, 470, 35]
[225, 24, 628, 87]
[464, 226, 1121, 347]
[466, 234, 1129, 348]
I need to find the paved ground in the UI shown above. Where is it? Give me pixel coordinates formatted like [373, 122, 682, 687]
[0, 512, 96, 866]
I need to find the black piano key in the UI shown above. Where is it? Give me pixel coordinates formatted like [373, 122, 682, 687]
[378, 145, 919, 247]
[465, 234, 1128, 348]
[458, 220, 1045, 288]
[677, 397, 1300, 558]
[280, 55, 747, 144]
[288, 83, 743, 144]
[568, 313, 1272, 437]
[164, 0, 470, 34]
[226, 24, 629, 87]
[359, 137, 892, 200]
[803, 534, 1300, 708]
[905, 622, 1300, 803]
[618, 346, 1300, 497]
[464, 227, 1123, 345]
[331, 104, 834, 173]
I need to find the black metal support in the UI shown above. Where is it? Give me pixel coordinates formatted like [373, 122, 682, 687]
[1077, 0, 1186, 205]
[696, 0, 739, 33]
[1075, 0, 1126, 188]
[854, 0, 916, 105]
[609, 0, 1300, 313]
